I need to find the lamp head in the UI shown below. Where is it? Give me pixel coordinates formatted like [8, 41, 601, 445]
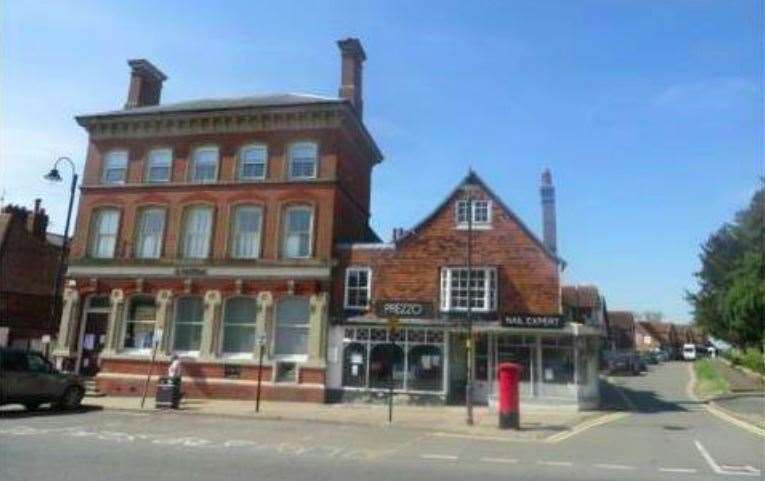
[44, 168, 62, 182]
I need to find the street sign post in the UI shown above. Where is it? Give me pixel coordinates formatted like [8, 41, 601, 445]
[255, 333, 267, 413]
[140, 328, 163, 409]
[386, 317, 399, 423]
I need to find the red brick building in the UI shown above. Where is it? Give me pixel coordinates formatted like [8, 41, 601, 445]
[325, 172, 604, 408]
[0, 200, 62, 349]
[53, 39, 381, 400]
[53, 39, 603, 408]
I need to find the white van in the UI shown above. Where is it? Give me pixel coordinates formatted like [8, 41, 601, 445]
[682, 343, 697, 361]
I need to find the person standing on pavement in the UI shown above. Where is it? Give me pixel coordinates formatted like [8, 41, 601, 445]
[168, 355, 182, 385]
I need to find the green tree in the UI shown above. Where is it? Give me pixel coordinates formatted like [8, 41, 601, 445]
[687, 181, 764, 350]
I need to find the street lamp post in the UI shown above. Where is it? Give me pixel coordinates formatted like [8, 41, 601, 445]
[44, 157, 78, 347]
[465, 193, 474, 426]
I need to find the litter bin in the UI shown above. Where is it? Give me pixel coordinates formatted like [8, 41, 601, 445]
[155, 376, 181, 409]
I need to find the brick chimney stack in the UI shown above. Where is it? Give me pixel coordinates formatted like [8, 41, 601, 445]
[337, 38, 366, 119]
[540, 169, 557, 254]
[125, 59, 168, 109]
[25, 198, 49, 240]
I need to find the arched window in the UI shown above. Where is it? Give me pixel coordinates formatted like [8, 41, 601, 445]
[173, 296, 204, 355]
[342, 342, 367, 387]
[123, 295, 156, 352]
[102, 150, 128, 184]
[190, 145, 219, 183]
[89, 208, 120, 259]
[238, 144, 267, 180]
[369, 344, 404, 389]
[145, 148, 172, 182]
[407, 345, 443, 391]
[287, 142, 317, 179]
[180, 205, 213, 259]
[135, 207, 166, 259]
[230, 205, 263, 259]
[281, 205, 313, 258]
[273, 297, 310, 358]
[222, 297, 257, 356]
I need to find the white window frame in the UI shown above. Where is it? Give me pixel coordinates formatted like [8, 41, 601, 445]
[238, 144, 268, 181]
[220, 296, 258, 359]
[287, 142, 318, 180]
[180, 205, 214, 259]
[189, 145, 219, 183]
[230, 205, 263, 259]
[281, 205, 314, 259]
[145, 148, 173, 183]
[455, 200, 492, 229]
[121, 295, 157, 355]
[134, 207, 166, 259]
[344, 267, 372, 310]
[102, 150, 128, 184]
[89, 208, 120, 259]
[272, 296, 310, 362]
[440, 267, 497, 313]
[171, 296, 204, 357]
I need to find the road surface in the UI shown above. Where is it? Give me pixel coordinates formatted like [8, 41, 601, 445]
[1, 362, 762, 480]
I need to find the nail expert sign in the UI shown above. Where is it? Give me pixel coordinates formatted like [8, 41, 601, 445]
[503, 315, 564, 329]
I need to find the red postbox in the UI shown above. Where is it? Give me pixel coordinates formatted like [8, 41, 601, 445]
[498, 362, 521, 429]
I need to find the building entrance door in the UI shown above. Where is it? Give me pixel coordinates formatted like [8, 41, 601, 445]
[447, 333, 467, 404]
[78, 312, 108, 377]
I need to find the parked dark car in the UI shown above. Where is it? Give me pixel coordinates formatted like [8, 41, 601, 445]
[0, 347, 85, 411]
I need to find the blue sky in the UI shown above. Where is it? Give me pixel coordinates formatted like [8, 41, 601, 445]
[1, 1, 761, 322]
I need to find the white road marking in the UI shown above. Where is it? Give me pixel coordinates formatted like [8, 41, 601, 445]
[694, 439, 761, 477]
[537, 460, 573, 467]
[480, 457, 518, 464]
[659, 468, 698, 474]
[593, 463, 634, 470]
[419, 454, 458, 461]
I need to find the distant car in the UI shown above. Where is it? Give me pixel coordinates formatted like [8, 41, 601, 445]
[0, 347, 85, 411]
[655, 350, 669, 362]
[682, 343, 697, 361]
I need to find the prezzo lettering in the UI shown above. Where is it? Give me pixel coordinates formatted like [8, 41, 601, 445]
[382, 303, 424, 317]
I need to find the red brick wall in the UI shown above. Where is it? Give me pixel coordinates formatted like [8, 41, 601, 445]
[71, 127, 377, 262]
[0, 214, 61, 337]
[97, 358, 325, 402]
[332, 188, 560, 318]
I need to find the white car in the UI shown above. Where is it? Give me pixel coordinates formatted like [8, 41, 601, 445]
[682, 344, 697, 361]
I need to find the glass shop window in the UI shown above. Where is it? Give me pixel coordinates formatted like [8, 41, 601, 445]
[406, 345, 443, 391]
[342, 342, 367, 388]
[369, 344, 404, 389]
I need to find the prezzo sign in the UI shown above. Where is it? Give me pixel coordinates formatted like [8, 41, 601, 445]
[502, 315, 564, 329]
[375, 301, 433, 319]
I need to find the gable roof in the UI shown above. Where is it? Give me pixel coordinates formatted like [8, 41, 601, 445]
[607, 311, 635, 330]
[562, 285, 601, 308]
[396, 170, 564, 265]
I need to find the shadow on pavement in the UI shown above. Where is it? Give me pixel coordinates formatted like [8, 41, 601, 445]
[0, 404, 103, 419]
[599, 377, 702, 414]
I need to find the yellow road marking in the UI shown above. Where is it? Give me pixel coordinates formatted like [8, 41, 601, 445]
[545, 411, 629, 444]
[704, 403, 765, 439]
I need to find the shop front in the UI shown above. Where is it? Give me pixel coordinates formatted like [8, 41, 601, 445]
[326, 316, 602, 409]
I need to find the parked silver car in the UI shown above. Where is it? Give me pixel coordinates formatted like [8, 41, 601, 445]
[0, 347, 85, 411]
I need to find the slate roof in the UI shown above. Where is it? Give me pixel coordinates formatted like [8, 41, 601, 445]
[76, 93, 344, 120]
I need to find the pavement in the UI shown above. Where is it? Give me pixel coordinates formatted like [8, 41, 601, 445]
[1, 362, 763, 481]
[67, 392, 600, 441]
[706, 358, 765, 430]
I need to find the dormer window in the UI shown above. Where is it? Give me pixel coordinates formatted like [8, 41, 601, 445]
[455, 200, 491, 227]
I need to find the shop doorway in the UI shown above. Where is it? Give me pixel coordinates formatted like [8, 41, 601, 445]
[447, 334, 467, 404]
[76, 296, 110, 377]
